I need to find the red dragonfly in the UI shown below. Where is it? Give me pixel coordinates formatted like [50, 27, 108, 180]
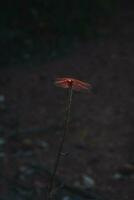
[55, 77, 91, 91]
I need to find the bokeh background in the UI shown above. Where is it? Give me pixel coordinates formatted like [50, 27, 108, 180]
[0, 0, 134, 200]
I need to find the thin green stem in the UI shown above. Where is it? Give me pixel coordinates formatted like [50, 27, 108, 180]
[47, 86, 73, 200]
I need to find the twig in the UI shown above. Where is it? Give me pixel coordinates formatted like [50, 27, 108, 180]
[47, 85, 73, 200]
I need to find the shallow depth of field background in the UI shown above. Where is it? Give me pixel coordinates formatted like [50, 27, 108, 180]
[0, 1, 134, 200]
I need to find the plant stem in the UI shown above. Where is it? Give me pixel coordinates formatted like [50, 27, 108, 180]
[47, 86, 73, 199]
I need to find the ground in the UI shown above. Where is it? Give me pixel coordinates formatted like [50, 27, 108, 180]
[0, 5, 134, 200]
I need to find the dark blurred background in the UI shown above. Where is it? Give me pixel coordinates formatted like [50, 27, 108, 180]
[0, 0, 119, 66]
